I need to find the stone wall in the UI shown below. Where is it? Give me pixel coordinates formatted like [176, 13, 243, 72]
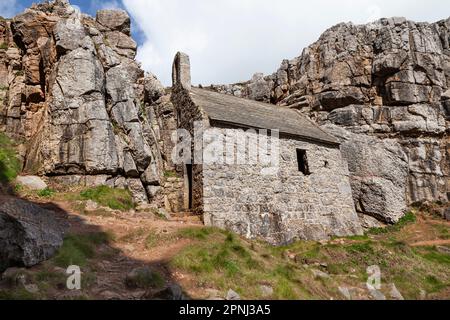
[202, 126, 363, 245]
[171, 84, 207, 215]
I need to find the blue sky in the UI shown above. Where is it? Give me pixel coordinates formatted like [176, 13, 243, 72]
[1, 0, 146, 46]
[1, 0, 449, 86]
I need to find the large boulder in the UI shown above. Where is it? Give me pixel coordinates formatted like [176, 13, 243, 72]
[0, 198, 68, 272]
[323, 124, 409, 223]
[96, 9, 131, 35]
[15, 176, 48, 191]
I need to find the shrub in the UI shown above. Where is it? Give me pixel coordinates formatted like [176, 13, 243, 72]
[79, 185, 135, 210]
[0, 133, 21, 182]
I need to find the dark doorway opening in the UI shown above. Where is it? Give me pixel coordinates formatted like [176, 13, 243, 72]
[186, 164, 193, 210]
[296, 149, 310, 175]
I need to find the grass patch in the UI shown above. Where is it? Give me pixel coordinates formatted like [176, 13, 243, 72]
[178, 227, 219, 240]
[0, 132, 21, 183]
[164, 170, 177, 178]
[416, 246, 450, 265]
[170, 211, 450, 299]
[424, 275, 447, 293]
[171, 227, 310, 299]
[172, 229, 257, 277]
[368, 212, 416, 235]
[434, 225, 450, 240]
[37, 188, 55, 198]
[53, 232, 113, 268]
[79, 186, 134, 210]
[345, 241, 374, 254]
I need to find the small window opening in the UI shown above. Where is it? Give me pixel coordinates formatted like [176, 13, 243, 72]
[176, 109, 182, 126]
[296, 149, 310, 175]
[186, 164, 193, 210]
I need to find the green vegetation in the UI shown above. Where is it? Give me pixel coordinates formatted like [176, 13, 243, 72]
[37, 188, 56, 198]
[53, 232, 113, 268]
[170, 214, 449, 299]
[0, 132, 21, 183]
[0, 42, 7, 50]
[164, 170, 177, 178]
[79, 185, 134, 211]
[172, 228, 302, 299]
[415, 246, 450, 265]
[368, 211, 416, 235]
[15, 70, 24, 76]
[145, 230, 175, 249]
[178, 227, 218, 240]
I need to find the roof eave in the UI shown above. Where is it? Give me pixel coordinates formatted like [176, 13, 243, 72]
[209, 119, 341, 147]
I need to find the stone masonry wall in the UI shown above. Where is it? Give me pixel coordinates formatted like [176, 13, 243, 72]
[170, 86, 208, 215]
[202, 126, 363, 245]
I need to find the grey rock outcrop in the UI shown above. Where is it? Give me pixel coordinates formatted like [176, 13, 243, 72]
[0, 198, 68, 272]
[15, 175, 48, 191]
[0, 1, 170, 204]
[211, 17, 450, 225]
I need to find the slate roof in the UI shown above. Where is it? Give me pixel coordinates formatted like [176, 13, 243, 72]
[190, 88, 339, 145]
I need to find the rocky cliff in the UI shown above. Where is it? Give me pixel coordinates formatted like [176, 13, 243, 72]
[210, 17, 450, 226]
[1, 1, 448, 227]
[0, 0, 177, 205]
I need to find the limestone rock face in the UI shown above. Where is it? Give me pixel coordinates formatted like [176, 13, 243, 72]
[0, 198, 68, 272]
[211, 17, 450, 224]
[0, 0, 168, 204]
[96, 9, 131, 35]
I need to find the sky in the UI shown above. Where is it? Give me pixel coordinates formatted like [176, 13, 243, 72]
[1, 0, 449, 86]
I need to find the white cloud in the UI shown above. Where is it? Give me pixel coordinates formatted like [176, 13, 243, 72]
[123, 0, 449, 86]
[0, 0, 18, 18]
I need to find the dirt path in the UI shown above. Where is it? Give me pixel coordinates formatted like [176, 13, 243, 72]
[410, 239, 450, 247]
[39, 200, 202, 300]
